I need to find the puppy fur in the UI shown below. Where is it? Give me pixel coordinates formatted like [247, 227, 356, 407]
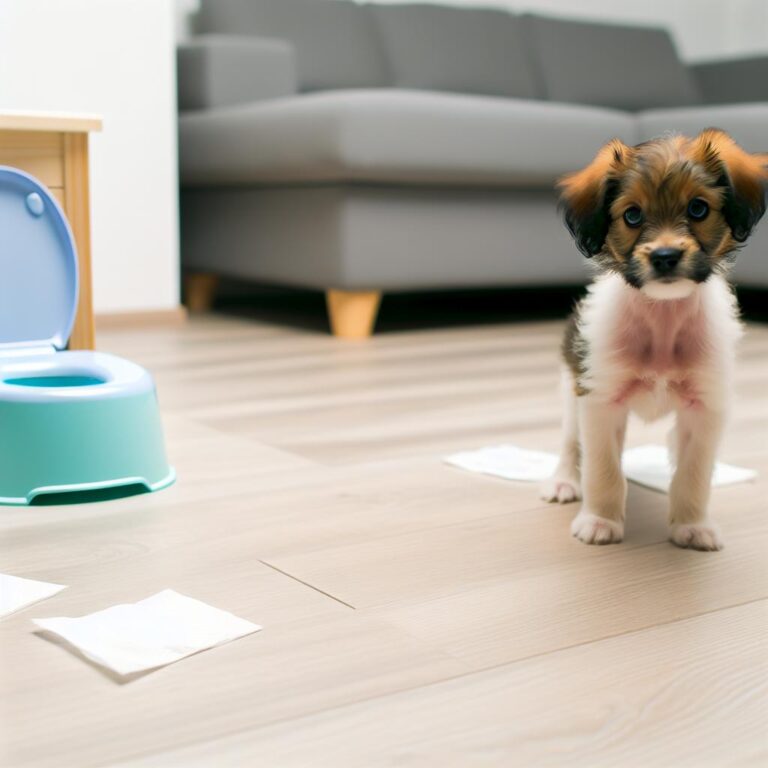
[541, 129, 768, 550]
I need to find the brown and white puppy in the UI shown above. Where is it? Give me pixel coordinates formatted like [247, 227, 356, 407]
[541, 129, 767, 550]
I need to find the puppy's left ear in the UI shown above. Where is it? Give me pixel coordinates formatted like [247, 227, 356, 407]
[557, 139, 629, 257]
[692, 128, 768, 242]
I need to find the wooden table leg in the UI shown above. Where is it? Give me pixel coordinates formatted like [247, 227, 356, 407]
[63, 133, 95, 350]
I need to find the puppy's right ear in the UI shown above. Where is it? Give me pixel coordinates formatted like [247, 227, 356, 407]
[557, 139, 629, 257]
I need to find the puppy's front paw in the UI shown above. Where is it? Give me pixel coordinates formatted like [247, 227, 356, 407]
[670, 522, 723, 551]
[540, 476, 582, 504]
[571, 511, 623, 545]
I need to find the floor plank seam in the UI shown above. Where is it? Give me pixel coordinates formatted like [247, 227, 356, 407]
[374, 596, 768, 681]
[361, 536, 694, 614]
[258, 559, 357, 610]
[262, 491, 687, 572]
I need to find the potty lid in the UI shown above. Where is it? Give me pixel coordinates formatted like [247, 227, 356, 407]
[0, 166, 78, 351]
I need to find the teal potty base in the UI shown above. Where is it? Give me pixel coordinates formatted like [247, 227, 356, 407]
[0, 165, 173, 506]
[0, 389, 175, 505]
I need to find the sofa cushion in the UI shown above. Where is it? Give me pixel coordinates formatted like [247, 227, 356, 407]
[196, 0, 388, 91]
[179, 89, 637, 187]
[178, 36, 298, 111]
[524, 14, 700, 111]
[371, 4, 540, 99]
[638, 104, 768, 151]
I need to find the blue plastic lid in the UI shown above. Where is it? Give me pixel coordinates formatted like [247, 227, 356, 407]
[0, 166, 78, 350]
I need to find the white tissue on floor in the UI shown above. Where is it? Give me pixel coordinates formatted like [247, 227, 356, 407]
[444, 445, 558, 482]
[0, 573, 67, 619]
[622, 444, 757, 493]
[445, 443, 756, 494]
[33, 588, 262, 676]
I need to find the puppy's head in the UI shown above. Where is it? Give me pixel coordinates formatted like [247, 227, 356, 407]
[558, 130, 768, 299]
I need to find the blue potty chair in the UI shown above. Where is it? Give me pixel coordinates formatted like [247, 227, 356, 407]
[0, 166, 174, 505]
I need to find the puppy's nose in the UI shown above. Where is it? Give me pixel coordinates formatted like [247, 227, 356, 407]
[650, 247, 683, 275]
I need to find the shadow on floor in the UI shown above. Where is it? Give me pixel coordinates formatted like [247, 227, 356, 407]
[29, 484, 149, 506]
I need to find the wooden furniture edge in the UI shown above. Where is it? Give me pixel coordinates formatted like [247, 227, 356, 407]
[95, 306, 188, 330]
[63, 133, 95, 349]
[0, 112, 103, 133]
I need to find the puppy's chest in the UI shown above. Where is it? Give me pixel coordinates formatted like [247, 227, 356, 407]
[603, 301, 711, 408]
[614, 318, 703, 373]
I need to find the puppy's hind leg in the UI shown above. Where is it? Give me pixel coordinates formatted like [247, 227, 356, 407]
[540, 367, 582, 504]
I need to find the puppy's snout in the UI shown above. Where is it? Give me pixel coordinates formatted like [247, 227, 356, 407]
[650, 247, 683, 275]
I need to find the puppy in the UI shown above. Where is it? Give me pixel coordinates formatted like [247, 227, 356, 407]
[541, 129, 767, 551]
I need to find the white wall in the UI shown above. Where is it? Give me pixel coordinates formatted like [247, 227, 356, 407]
[0, 0, 180, 315]
[364, 0, 768, 61]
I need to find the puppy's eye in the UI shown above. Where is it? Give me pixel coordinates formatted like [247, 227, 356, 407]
[623, 206, 644, 228]
[687, 198, 709, 221]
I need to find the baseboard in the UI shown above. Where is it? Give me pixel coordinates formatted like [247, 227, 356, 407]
[95, 306, 188, 330]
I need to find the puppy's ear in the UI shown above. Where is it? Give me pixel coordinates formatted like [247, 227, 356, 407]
[557, 139, 629, 257]
[691, 128, 768, 242]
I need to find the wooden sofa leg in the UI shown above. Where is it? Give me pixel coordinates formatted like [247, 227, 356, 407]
[326, 290, 382, 339]
[184, 272, 219, 312]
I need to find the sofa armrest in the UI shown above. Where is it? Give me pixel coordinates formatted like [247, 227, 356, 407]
[691, 56, 768, 105]
[178, 35, 298, 111]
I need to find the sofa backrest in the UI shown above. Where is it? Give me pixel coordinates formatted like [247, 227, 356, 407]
[196, 0, 389, 92]
[370, 3, 541, 100]
[194, 1, 698, 111]
[523, 14, 700, 111]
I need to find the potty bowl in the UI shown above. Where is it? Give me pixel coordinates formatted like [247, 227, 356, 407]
[0, 166, 174, 505]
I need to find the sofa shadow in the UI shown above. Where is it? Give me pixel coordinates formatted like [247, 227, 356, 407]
[216, 285, 588, 335]
[214, 284, 767, 334]
[736, 288, 768, 322]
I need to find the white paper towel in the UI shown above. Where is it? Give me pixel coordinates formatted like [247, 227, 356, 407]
[622, 444, 757, 493]
[34, 589, 262, 676]
[0, 573, 66, 619]
[444, 445, 558, 482]
[445, 443, 756, 494]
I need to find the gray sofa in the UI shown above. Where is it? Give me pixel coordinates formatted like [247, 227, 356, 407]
[178, 0, 768, 337]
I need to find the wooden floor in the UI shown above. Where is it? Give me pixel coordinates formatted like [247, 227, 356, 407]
[1, 310, 767, 767]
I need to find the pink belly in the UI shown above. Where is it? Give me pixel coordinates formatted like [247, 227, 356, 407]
[611, 376, 702, 409]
